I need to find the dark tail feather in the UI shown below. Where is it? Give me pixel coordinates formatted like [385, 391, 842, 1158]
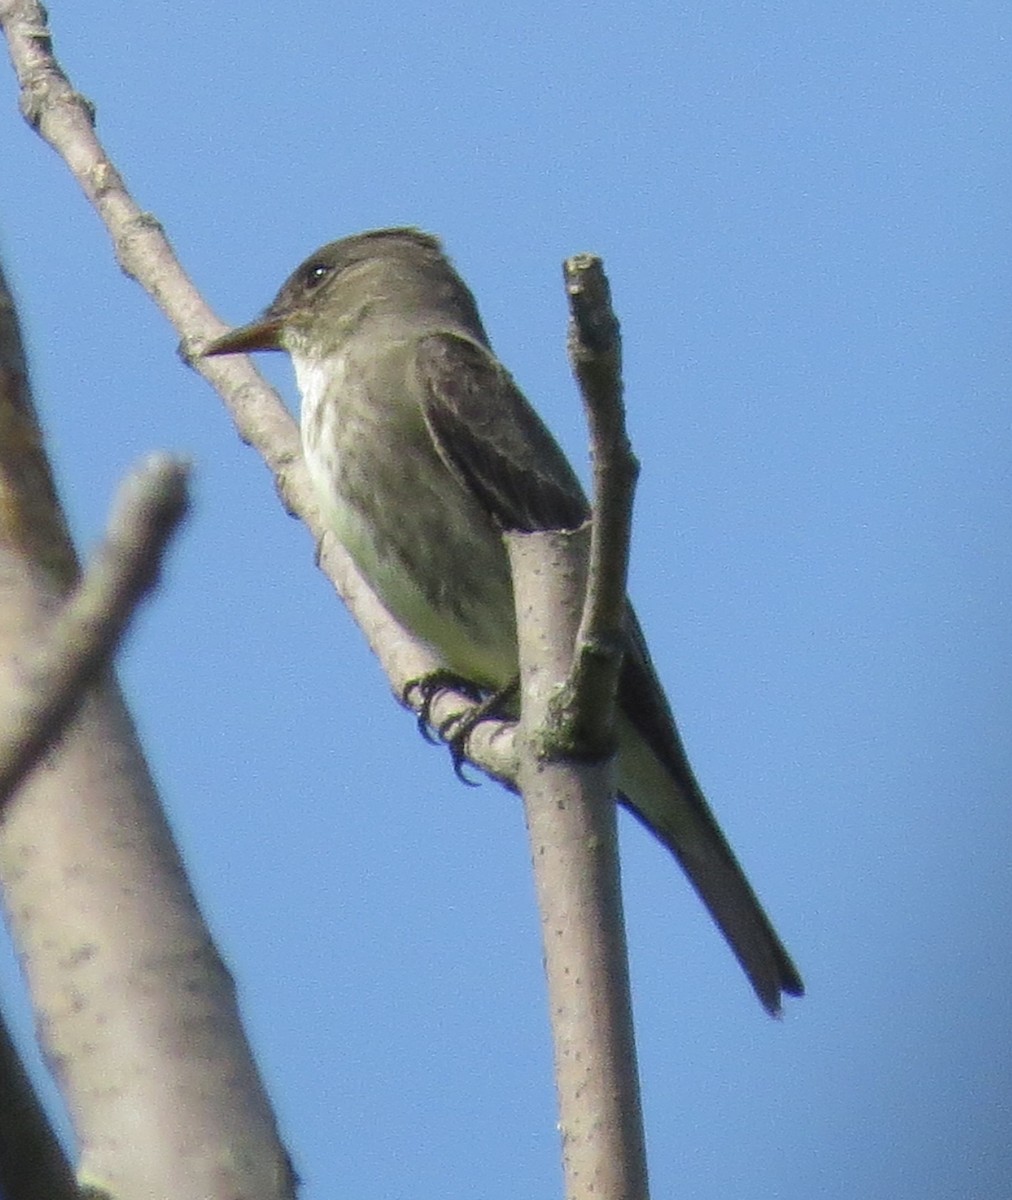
[617, 721, 803, 1015]
[654, 805, 804, 1014]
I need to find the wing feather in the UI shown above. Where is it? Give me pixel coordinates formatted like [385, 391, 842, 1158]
[415, 332, 589, 534]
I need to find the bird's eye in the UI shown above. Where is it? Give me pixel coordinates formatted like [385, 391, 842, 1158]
[302, 261, 332, 290]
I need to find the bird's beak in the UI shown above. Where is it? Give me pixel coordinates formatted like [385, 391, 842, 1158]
[202, 316, 284, 357]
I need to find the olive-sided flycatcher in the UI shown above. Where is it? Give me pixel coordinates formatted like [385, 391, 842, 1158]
[203, 228, 803, 1014]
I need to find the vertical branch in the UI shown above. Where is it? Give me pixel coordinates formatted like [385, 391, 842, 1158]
[505, 251, 647, 1200]
[544, 256, 639, 757]
[508, 527, 649, 1200]
[564, 252, 638, 657]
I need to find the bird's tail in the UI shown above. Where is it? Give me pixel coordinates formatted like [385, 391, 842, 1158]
[617, 718, 804, 1015]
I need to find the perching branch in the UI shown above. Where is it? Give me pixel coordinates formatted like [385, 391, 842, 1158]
[504, 257, 647, 1200]
[508, 526, 649, 1200]
[0, 455, 189, 806]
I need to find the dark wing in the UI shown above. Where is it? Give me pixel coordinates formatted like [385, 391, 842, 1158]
[619, 603, 698, 782]
[415, 332, 590, 533]
[417, 330, 687, 771]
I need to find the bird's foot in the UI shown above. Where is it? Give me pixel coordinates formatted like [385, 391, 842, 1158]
[439, 679, 519, 782]
[403, 670, 485, 744]
[402, 672, 518, 785]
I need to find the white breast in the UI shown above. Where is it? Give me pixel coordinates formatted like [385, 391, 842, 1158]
[291, 347, 517, 686]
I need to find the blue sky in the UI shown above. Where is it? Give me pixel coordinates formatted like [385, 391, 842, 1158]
[2, 2, 1011, 1196]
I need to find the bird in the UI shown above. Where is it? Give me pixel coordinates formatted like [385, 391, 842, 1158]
[202, 227, 803, 1014]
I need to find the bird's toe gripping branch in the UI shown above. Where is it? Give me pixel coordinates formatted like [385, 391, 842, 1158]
[402, 672, 519, 785]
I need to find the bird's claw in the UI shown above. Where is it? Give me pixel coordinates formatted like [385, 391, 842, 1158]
[402, 671, 484, 745]
[402, 672, 518, 785]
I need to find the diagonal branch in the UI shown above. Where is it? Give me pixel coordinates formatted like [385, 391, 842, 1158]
[0, 455, 190, 806]
[0, 0, 517, 785]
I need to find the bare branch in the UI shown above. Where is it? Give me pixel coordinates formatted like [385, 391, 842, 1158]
[544, 255, 639, 757]
[497, 255, 647, 1200]
[0, 455, 189, 805]
[565, 253, 637, 643]
[0, 183, 294, 1199]
[507, 527, 649, 1200]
